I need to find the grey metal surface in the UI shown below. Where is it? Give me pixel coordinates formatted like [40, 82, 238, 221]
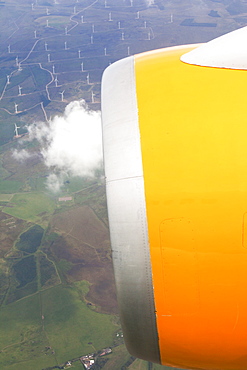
[101, 56, 161, 364]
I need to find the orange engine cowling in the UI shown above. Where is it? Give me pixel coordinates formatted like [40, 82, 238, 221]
[101, 26, 247, 370]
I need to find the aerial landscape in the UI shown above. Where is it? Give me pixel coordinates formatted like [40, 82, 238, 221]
[0, 0, 246, 369]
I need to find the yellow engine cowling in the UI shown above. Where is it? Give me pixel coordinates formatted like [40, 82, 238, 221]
[101, 27, 247, 370]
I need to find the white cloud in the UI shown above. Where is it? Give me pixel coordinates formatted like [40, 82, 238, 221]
[12, 149, 32, 162]
[46, 173, 66, 193]
[14, 100, 103, 192]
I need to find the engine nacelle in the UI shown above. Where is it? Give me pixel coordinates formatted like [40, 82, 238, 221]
[101, 26, 247, 370]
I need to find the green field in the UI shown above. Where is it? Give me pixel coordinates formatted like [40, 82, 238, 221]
[0, 283, 118, 370]
[3, 192, 56, 222]
[0, 194, 13, 201]
[0, 180, 22, 194]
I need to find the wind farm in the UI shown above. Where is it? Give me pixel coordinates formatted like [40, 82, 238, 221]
[0, 0, 238, 145]
[0, 0, 245, 369]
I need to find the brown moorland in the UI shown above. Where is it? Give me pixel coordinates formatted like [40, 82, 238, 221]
[49, 205, 118, 314]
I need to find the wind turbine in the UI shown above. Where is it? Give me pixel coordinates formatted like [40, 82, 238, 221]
[87, 73, 90, 84]
[14, 123, 20, 137]
[34, 30, 37, 38]
[91, 91, 95, 103]
[46, 19, 49, 27]
[52, 65, 55, 74]
[18, 86, 22, 96]
[121, 32, 125, 41]
[55, 76, 58, 87]
[6, 75, 10, 84]
[81, 62, 84, 72]
[91, 35, 93, 44]
[78, 49, 81, 59]
[109, 12, 112, 21]
[59, 90, 65, 102]
[14, 103, 18, 114]
[48, 54, 51, 62]
[136, 11, 140, 19]
[45, 42, 48, 51]
[64, 41, 68, 50]
[8, 45, 11, 53]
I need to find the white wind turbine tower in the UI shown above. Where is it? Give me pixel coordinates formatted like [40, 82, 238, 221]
[78, 49, 81, 59]
[6, 75, 10, 84]
[64, 41, 68, 50]
[130, 0, 133, 6]
[81, 62, 84, 72]
[18, 86, 22, 96]
[52, 65, 55, 74]
[15, 56, 19, 66]
[46, 8, 50, 15]
[8, 45, 11, 53]
[65, 26, 68, 35]
[14, 103, 18, 114]
[87, 73, 90, 84]
[91, 91, 95, 103]
[46, 19, 49, 27]
[136, 11, 140, 19]
[59, 90, 65, 102]
[55, 76, 58, 87]
[48, 54, 51, 62]
[34, 30, 37, 38]
[14, 123, 20, 137]
[109, 12, 112, 21]
[45, 42, 48, 51]
[31, 3, 34, 10]
[81, 16, 84, 23]
[91, 35, 93, 44]
[121, 32, 125, 40]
